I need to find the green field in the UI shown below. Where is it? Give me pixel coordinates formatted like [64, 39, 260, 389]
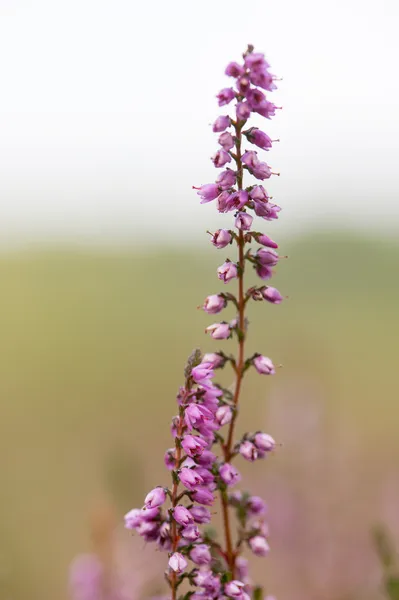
[1, 233, 398, 600]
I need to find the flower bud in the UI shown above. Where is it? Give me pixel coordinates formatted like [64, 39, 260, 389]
[173, 505, 194, 526]
[202, 352, 225, 369]
[255, 100, 277, 119]
[253, 355, 275, 375]
[182, 434, 208, 457]
[244, 52, 269, 70]
[196, 449, 217, 468]
[246, 88, 266, 110]
[205, 322, 231, 340]
[247, 495, 266, 516]
[216, 168, 236, 190]
[164, 448, 176, 470]
[255, 264, 273, 280]
[124, 508, 142, 530]
[190, 543, 212, 565]
[256, 248, 279, 266]
[225, 61, 244, 77]
[191, 487, 215, 506]
[179, 467, 204, 491]
[225, 190, 249, 212]
[219, 463, 241, 487]
[235, 211, 253, 231]
[225, 580, 246, 599]
[250, 68, 277, 92]
[195, 183, 220, 203]
[210, 228, 232, 249]
[249, 185, 269, 201]
[236, 101, 251, 121]
[254, 433, 276, 452]
[245, 127, 273, 150]
[218, 132, 235, 151]
[212, 115, 230, 132]
[192, 363, 214, 383]
[261, 286, 283, 304]
[217, 87, 235, 106]
[212, 149, 231, 168]
[203, 294, 227, 314]
[235, 556, 249, 582]
[215, 405, 233, 426]
[242, 151, 272, 180]
[181, 524, 201, 541]
[249, 535, 270, 556]
[168, 552, 187, 573]
[190, 506, 211, 523]
[144, 486, 166, 509]
[257, 233, 278, 248]
[217, 261, 238, 284]
[184, 403, 213, 430]
[239, 440, 258, 461]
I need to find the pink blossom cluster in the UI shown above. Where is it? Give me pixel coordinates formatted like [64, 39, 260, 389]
[125, 45, 282, 600]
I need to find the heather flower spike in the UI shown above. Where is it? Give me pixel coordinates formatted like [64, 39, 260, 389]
[124, 45, 284, 600]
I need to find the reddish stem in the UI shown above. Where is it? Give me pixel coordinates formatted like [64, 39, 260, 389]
[219, 118, 247, 577]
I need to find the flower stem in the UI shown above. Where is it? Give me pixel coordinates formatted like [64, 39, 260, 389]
[219, 118, 247, 577]
[171, 412, 184, 600]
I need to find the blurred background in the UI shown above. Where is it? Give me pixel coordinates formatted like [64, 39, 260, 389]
[1, 1, 399, 599]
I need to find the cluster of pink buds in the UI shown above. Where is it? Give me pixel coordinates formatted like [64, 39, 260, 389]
[125, 45, 283, 600]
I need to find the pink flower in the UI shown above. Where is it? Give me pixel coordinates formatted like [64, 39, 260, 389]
[225, 61, 245, 77]
[212, 115, 231, 132]
[168, 552, 187, 573]
[255, 100, 277, 119]
[217, 87, 235, 106]
[249, 535, 270, 556]
[182, 434, 208, 457]
[191, 487, 215, 506]
[245, 127, 273, 150]
[254, 432, 276, 452]
[191, 362, 214, 383]
[201, 352, 225, 368]
[194, 183, 219, 203]
[253, 355, 275, 375]
[244, 52, 269, 70]
[257, 233, 278, 248]
[173, 505, 194, 526]
[225, 190, 249, 212]
[210, 228, 232, 248]
[212, 149, 232, 168]
[239, 440, 258, 461]
[261, 286, 283, 304]
[181, 524, 201, 541]
[190, 544, 212, 565]
[184, 404, 213, 430]
[256, 248, 279, 266]
[215, 405, 233, 426]
[203, 294, 226, 314]
[179, 467, 204, 491]
[242, 150, 272, 180]
[144, 486, 166, 508]
[190, 506, 211, 523]
[217, 261, 238, 283]
[205, 322, 230, 340]
[216, 168, 236, 190]
[255, 264, 273, 280]
[235, 211, 253, 231]
[236, 101, 251, 121]
[219, 463, 241, 487]
[218, 132, 235, 151]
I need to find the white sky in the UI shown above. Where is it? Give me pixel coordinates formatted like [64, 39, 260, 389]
[0, 0, 399, 245]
